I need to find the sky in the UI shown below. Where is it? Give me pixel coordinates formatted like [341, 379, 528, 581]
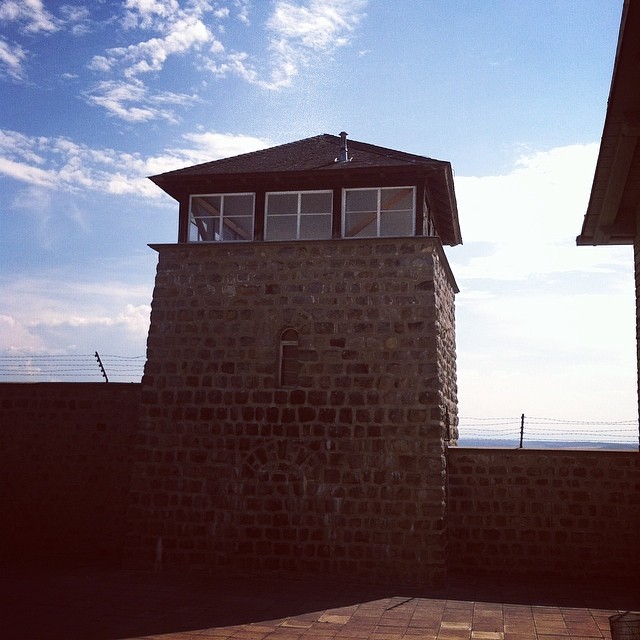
[0, 0, 636, 439]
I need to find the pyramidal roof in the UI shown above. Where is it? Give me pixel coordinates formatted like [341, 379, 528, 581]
[151, 133, 450, 180]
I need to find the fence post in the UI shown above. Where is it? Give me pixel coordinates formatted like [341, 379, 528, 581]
[519, 413, 525, 448]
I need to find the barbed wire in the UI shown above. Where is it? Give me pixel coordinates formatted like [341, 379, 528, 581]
[1, 355, 638, 447]
[0, 354, 145, 382]
[458, 414, 639, 448]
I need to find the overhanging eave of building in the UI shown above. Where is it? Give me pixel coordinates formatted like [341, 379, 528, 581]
[578, 0, 640, 247]
[578, 115, 640, 246]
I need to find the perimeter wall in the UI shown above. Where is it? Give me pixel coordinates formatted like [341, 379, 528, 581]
[0, 383, 140, 566]
[1, 383, 639, 581]
[447, 447, 640, 580]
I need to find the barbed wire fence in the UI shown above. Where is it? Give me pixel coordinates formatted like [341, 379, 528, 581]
[0, 353, 145, 382]
[1, 354, 639, 449]
[458, 415, 640, 450]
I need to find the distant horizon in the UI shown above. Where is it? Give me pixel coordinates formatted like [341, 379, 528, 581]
[457, 436, 638, 450]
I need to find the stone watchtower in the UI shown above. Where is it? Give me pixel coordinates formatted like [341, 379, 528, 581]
[127, 132, 462, 586]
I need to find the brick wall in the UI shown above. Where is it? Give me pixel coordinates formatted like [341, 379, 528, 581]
[0, 383, 140, 566]
[127, 237, 459, 586]
[447, 447, 640, 580]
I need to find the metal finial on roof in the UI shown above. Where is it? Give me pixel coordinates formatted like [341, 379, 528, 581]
[336, 131, 351, 163]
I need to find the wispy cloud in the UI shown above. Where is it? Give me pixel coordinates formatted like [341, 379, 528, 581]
[0, 1, 94, 79]
[84, 0, 368, 119]
[83, 79, 199, 123]
[0, 0, 59, 34]
[269, 0, 366, 50]
[452, 143, 614, 282]
[0, 37, 27, 79]
[85, 0, 221, 120]
[207, 0, 368, 90]
[101, 16, 213, 79]
[0, 127, 269, 197]
[1, 0, 368, 117]
[0, 274, 152, 355]
[59, 5, 92, 36]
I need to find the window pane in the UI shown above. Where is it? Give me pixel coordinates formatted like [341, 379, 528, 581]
[300, 192, 332, 214]
[222, 215, 253, 241]
[380, 210, 414, 237]
[192, 196, 221, 217]
[345, 211, 376, 237]
[189, 219, 200, 241]
[266, 215, 297, 240]
[345, 189, 376, 212]
[190, 217, 220, 241]
[268, 193, 297, 215]
[224, 194, 253, 215]
[381, 188, 413, 211]
[299, 214, 331, 239]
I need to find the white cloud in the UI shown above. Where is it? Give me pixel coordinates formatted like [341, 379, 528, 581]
[90, 1, 216, 78]
[0, 314, 47, 352]
[268, 0, 365, 50]
[234, 0, 250, 25]
[0, 2, 92, 81]
[123, 0, 181, 30]
[0, 127, 269, 197]
[449, 143, 638, 423]
[59, 5, 92, 35]
[231, 0, 369, 90]
[113, 16, 212, 78]
[83, 79, 198, 123]
[0, 37, 26, 79]
[82, 0, 368, 120]
[0, 272, 151, 380]
[0, 275, 153, 354]
[0, 155, 55, 186]
[451, 143, 613, 282]
[0, 0, 59, 33]
[84, 1, 219, 120]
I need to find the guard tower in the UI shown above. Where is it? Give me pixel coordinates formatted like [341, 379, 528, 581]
[127, 133, 462, 586]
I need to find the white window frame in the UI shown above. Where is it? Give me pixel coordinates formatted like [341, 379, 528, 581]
[342, 186, 416, 238]
[264, 190, 333, 241]
[188, 192, 255, 242]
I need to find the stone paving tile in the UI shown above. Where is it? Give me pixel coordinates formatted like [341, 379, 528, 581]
[0, 568, 637, 639]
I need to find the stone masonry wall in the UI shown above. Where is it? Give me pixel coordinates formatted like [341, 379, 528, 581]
[128, 237, 458, 586]
[0, 383, 140, 566]
[447, 447, 640, 580]
[3, 382, 639, 582]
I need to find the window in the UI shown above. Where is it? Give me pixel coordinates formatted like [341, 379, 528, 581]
[265, 191, 332, 241]
[344, 187, 415, 238]
[279, 328, 299, 387]
[189, 193, 254, 242]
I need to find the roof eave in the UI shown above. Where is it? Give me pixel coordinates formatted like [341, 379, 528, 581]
[578, 0, 640, 247]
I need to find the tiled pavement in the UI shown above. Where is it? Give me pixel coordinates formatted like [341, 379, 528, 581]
[0, 567, 637, 640]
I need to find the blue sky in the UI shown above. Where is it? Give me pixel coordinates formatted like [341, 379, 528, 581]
[0, 1, 636, 435]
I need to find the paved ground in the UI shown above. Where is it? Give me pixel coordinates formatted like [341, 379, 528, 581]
[0, 566, 638, 640]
